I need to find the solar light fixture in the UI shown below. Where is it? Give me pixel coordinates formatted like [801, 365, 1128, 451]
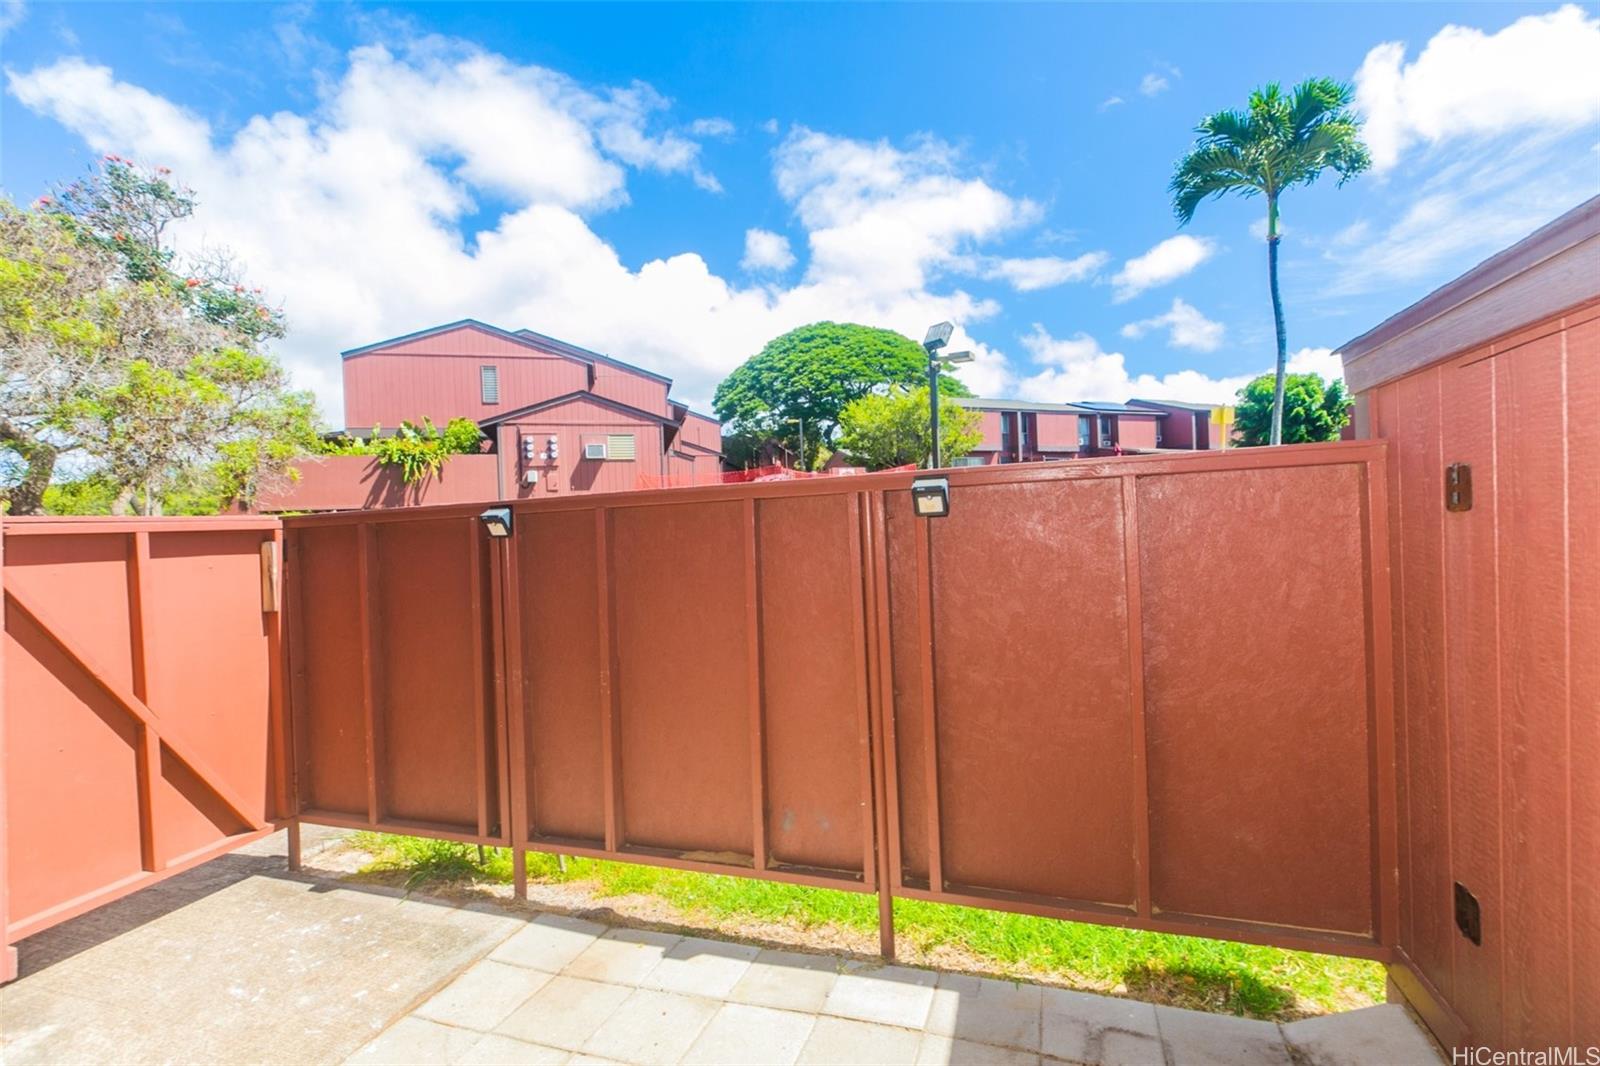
[923, 321, 954, 352]
[479, 506, 514, 538]
[911, 477, 951, 518]
[940, 350, 974, 365]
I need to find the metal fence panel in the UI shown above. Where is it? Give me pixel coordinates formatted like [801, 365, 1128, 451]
[1, 517, 282, 966]
[279, 440, 1396, 958]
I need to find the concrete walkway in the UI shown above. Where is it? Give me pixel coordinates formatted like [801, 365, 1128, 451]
[0, 830, 1442, 1065]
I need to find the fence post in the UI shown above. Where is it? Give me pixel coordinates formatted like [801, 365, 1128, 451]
[282, 530, 305, 873]
[0, 517, 15, 984]
[487, 526, 528, 898]
[861, 493, 897, 961]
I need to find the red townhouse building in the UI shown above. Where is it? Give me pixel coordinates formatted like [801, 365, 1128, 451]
[1125, 398, 1230, 449]
[340, 319, 724, 499]
[951, 396, 1229, 464]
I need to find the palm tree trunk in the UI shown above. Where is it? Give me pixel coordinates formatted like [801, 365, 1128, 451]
[1266, 196, 1287, 446]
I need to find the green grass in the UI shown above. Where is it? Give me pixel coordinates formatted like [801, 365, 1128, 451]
[348, 833, 1383, 1020]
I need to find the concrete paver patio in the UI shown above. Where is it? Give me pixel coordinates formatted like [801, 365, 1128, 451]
[0, 830, 1443, 1065]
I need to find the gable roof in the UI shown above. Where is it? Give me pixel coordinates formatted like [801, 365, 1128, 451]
[1077, 401, 1159, 414]
[476, 390, 676, 429]
[341, 320, 678, 389]
[1337, 194, 1600, 392]
[953, 397, 1094, 414]
[514, 328, 673, 385]
[1128, 398, 1212, 413]
[340, 319, 585, 365]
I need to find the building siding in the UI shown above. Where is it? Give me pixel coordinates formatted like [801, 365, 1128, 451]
[494, 395, 668, 498]
[1356, 295, 1598, 1051]
[345, 347, 588, 428]
[591, 366, 671, 419]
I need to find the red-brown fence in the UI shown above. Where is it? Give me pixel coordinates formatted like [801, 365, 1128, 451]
[279, 440, 1397, 960]
[0, 515, 288, 980]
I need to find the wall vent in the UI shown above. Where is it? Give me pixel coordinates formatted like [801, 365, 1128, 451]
[606, 433, 637, 460]
[480, 365, 499, 404]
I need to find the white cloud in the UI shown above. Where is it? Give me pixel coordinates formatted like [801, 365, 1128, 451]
[978, 251, 1108, 292]
[1120, 298, 1225, 352]
[1286, 346, 1343, 381]
[1011, 327, 1338, 406]
[1322, 127, 1597, 296]
[1139, 73, 1169, 97]
[1098, 95, 1125, 111]
[689, 116, 734, 138]
[1355, 5, 1600, 172]
[760, 118, 779, 134]
[741, 228, 795, 273]
[1330, 220, 1368, 247]
[1, 0, 25, 38]
[1110, 234, 1215, 301]
[7, 46, 1054, 418]
[774, 127, 1039, 296]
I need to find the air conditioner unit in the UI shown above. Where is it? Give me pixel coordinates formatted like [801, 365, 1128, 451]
[584, 442, 608, 460]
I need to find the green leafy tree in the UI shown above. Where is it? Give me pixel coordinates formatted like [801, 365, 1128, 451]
[1233, 372, 1351, 447]
[713, 321, 969, 469]
[71, 346, 320, 511]
[837, 386, 982, 470]
[2, 160, 313, 514]
[0, 199, 124, 513]
[1171, 79, 1369, 446]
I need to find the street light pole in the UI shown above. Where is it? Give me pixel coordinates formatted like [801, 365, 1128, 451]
[921, 321, 973, 471]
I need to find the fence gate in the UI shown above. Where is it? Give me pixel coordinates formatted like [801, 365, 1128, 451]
[280, 440, 1397, 962]
[1, 516, 287, 980]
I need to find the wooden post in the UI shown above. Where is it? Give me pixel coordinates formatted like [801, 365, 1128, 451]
[0, 517, 16, 984]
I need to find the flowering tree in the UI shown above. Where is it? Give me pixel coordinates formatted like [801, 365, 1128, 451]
[1, 159, 315, 514]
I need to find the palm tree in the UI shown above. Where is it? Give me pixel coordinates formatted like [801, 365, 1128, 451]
[1171, 79, 1370, 445]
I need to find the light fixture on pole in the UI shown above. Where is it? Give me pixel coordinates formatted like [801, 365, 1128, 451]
[786, 416, 805, 472]
[922, 322, 973, 469]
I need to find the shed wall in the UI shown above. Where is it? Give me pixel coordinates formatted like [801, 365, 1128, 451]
[1359, 297, 1599, 1050]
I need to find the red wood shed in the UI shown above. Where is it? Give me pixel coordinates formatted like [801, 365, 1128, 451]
[1340, 194, 1599, 1051]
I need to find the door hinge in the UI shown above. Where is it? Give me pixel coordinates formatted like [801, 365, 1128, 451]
[1445, 463, 1472, 512]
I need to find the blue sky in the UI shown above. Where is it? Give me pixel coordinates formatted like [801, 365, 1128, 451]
[3, 2, 1597, 420]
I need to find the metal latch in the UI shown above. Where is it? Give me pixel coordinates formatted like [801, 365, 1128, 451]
[260, 541, 280, 613]
[1445, 463, 1472, 512]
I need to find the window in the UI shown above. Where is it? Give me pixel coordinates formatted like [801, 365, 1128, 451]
[1000, 415, 1012, 441]
[951, 456, 984, 467]
[1099, 415, 1113, 443]
[605, 433, 636, 460]
[1020, 414, 1032, 448]
[1155, 422, 1163, 444]
[480, 365, 499, 404]
[1078, 416, 1090, 449]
